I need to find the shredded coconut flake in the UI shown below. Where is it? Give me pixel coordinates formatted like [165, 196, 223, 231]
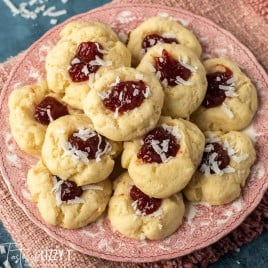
[51, 177, 84, 206]
[95, 42, 108, 54]
[73, 128, 96, 141]
[67, 196, 84, 205]
[221, 103, 234, 118]
[162, 32, 176, 38]
[226, 77, 236, 85]
[61, 141, 89, 163]
[143, 86, 151, 98]
[81, 65, 89, 76]
[162, 124, 180, 140]
[232, 153, 249, 163]
[89, 56, 112, 67]
[175, 76, 193, 86]
[71, 57, 80, 65]
[161, 78, 168, 87]
[81, 185, 103, 191]
[222, 166, 236, 173]
[179, 55, 197, 73]
[219, 84, 238, 97]
[95, 134, 111, 162]
[46, 108, 53, 123]
[110, 76, 120, 87]
[135, 73, 144, 80]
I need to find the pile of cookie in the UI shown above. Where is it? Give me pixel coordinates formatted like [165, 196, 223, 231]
[8, 16, 257, 240]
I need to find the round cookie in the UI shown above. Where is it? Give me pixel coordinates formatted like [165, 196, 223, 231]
[8, 81, 70, 156]
[83, 67, 164, 141]
[137, 44, 207, 119]
[27, 161, 112, 229]
[190, 58, 258, 131]
[41, 114, 121, 186]
[108, 172, 185, 240]
[127, 16, 202, 66]
[183, 131, 256, 205]
[46, 21, 131, 110]
[121, 116, 205, 198]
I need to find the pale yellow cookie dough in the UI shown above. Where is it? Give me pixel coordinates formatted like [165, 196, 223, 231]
[46, 21, 131, 110]
[183, 131, 256, 205]
[191, 58, 258, 131]
[137, 44, 207, 119]
[83, 67, 164, 141]
[108, 172, 185, 240]
[8, 81, 70, 156]
[121, 116, 205, 198]
[127, 16, 202, 66]
[41, 114, 121, 186]
[27, 161, 112, 229]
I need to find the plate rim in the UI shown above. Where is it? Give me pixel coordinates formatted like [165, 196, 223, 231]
[0, 2, 268, 263]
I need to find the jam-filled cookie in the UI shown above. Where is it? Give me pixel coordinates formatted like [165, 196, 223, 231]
[83, 67, 164, 141]
[137, 44, 207, 119]
[127, 16, 202, 66]
[108, 172, 185, 240]
[191, 58, 258, 131]
[46, 21, 131, 110]
[183, 131, 256, 205]
[41, 114, 121, 186]
[8, 81, 69, 155]
[121, 116, 205, 198]
[27, 161, 112, 229]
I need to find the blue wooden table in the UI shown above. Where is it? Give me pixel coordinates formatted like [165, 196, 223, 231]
[0, 1, 267, 267]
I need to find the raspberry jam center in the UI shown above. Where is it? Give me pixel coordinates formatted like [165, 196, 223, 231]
[202, 66, 234, 108]
[59, 179, 83, 202]
[34, 96, 68, 125]
[142, 34, 178, 52]
[154, 49, 192, 87]
[137, 126, 179, 164]
[200, 142, 230, 174]
[130, 185, 162, 215]
[68, 129, 108, 160]
[101, 80, 149, 114]
[68, 41, 104, 82]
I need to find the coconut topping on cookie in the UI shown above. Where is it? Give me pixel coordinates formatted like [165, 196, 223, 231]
[130, 185, 162, 216]
[51, 176, 83, 206]
[198, 134, 249, 176]
[100, 79, 151, 118]
[61, 127, 111, 163]
[137, 124, 180, 164]
[68, 41, 111, 82]
[142, 33, 178, 52]
[34, 96, 69, 125]
[202, 65, 237, 108]
[154, 49, 194, 87]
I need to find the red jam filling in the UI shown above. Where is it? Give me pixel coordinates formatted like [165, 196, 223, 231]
[130, 185, 162, 215]
[68, 41, 104, 82]
[202, 66, 234, 108]
[68, 129, 108, 160]
[58, 178, 83, 202]
[200, 142, 230, 173]
[102, 80, 148, 114]
[137, 126, 179, 164]
[154, 49, 192, 87]
[142, 34, 178, 52]
[34, 96, 68, 125]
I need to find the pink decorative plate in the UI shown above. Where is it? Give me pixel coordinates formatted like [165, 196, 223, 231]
[0, 3, 268, 263]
